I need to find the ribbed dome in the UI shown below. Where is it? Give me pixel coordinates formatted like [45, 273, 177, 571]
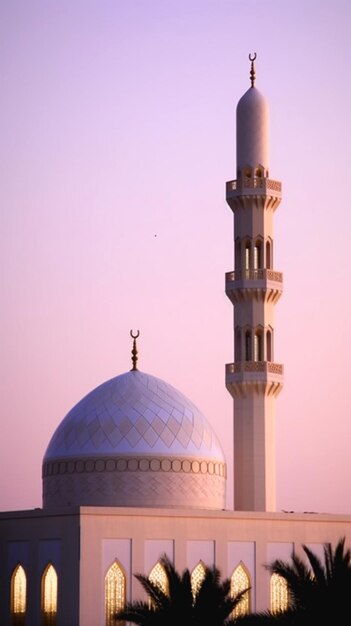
[42, 370, 226, 510]
[236, 86, 269, 171]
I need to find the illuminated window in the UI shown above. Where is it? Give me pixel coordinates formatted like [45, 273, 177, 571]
[11, 564, 26, 626]
[149, 562, 168, 594]
[230, 562, 250, 617]
[270, 573, 288, 614]
[191, 561, 206, 599]
[147, 562, 168, 609]
[42, 563, 58, 626]
[105, 561, 126, 626]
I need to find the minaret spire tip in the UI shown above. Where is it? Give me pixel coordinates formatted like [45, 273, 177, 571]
[130, 329, 140, 371]
[249, 52, 257, 87]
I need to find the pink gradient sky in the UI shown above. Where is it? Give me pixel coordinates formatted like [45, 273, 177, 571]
[1, 0, 351, 514]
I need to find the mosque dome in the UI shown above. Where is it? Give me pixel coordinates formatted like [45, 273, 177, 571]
[236, 86, 269, 172]
[42, 369, 226, 510]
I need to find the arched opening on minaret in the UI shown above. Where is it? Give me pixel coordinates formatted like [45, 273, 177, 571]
[254, 331, 263, 362]
[245, 242, 251, 271]
[266, 240, 272, 269]
[235, 328, 242, 361]
[266, 330, 272, 361]
[254, 240, 262, 270]
[235, 239, 241, 271]
[245, 330, 252, 361]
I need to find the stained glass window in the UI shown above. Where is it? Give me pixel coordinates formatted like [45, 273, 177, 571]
[270, 572, 288, 613]
[11, 564, 26, 626]
[105, 561, 126, 626]
[42, 563, 58, 626]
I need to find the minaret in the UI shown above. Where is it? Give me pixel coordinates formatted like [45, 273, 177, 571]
[225, 54, 283, 512]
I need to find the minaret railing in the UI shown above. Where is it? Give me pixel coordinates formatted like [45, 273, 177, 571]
[226, 361, 284, 375]
[225, 269, 283, 283]
[226, 177, 282, 193]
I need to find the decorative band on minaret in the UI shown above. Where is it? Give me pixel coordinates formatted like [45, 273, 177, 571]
[225, 55, 284, 512]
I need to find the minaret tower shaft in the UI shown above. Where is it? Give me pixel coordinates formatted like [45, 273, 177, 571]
[225, 55, 283, 512]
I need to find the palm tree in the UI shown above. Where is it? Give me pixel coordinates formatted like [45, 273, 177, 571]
[115, 553, 250, 626]
[267, 535, 351, 623]
[234, 536, 351, 625]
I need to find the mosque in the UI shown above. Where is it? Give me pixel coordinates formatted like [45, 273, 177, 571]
[1, 55, 351, 626]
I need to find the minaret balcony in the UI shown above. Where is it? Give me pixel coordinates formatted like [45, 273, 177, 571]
[225, 270, 283, 304]
[226, 177, 282, 211]
[225, 361, 284, 398]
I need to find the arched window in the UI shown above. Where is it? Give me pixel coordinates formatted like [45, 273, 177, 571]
[149, 561, 168, 594]
[270, 573, 288, 614]
[245, 242, 251, 271]
[105, 561, 126, 626]
[267, 330, 272, 362]
[266, 241, 271, 269]
[254, 241, 261, 270]
[235, 328, 242, 361]
[11, 564, 26, 626]
[41, 563, 58, 626]
[230, 562, 250, 617]
[245, 331, 251, 361]
[235, 240, 241, 271]
[191, 561, 206, 599]
[254, 332, 263, 362]
[147, 561, 168, 609]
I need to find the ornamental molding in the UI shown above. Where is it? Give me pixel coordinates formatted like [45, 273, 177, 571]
[43, 455, 227, 479]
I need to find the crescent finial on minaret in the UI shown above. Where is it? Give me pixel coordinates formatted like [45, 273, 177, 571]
[130, 329, 140, 371]
[249, 52, 257, 87]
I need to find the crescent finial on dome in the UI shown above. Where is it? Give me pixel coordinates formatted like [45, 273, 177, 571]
[249, 52, 257, 87]
[130, 329, 140, 371]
